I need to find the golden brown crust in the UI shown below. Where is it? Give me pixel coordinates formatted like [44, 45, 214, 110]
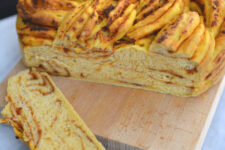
[17, 0, 80, 27]
[17, 0, 224, 49]
[150, 11, 201, 53]
[192, 0, 225, 37]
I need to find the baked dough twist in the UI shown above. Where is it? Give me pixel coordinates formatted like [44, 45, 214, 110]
[16, 0, 225, 96]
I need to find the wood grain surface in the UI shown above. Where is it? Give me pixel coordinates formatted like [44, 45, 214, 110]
[0, 61, 224, 150]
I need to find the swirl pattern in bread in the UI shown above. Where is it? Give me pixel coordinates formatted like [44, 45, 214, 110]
[0, 70, 105, 150]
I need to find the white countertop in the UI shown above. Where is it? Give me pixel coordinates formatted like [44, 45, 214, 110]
[0, 15, 224, 150]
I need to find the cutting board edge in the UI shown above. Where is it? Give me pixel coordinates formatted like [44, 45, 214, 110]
[195, 77, 225, 150]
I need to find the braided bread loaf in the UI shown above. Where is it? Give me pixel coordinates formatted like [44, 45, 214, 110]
[17, 0, 225, 96]
[0, 70, 105, 150]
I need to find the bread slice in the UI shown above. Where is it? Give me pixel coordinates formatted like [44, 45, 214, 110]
[0, 70, 105, 150]
[16, 0, 225, 97]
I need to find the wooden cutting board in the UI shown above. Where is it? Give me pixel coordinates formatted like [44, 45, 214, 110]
[0, 61, 225, 150]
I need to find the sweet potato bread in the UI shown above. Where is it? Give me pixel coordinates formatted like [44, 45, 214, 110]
[16, 0, 225, 96]
[0, 70, 105, 150]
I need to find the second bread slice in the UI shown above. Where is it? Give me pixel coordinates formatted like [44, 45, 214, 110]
[0, 70, 105, 150]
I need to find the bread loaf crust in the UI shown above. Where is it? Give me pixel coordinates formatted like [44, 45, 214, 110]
[16, 0, 225, 97]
